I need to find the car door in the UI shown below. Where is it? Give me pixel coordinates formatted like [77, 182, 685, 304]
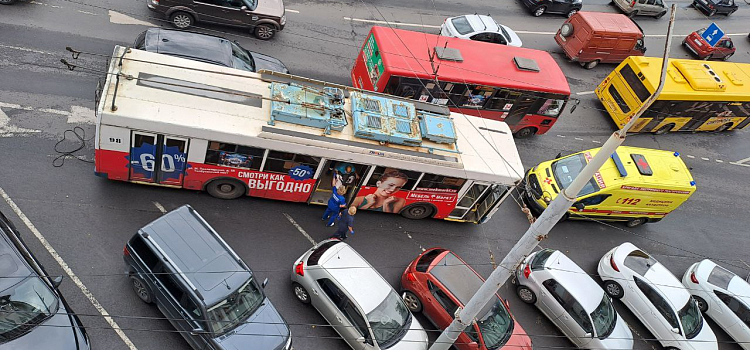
[713, 290, 750, 343]
[634, 277, 681, 342]
[426, 281, 477, 350]
[191, 0, 238, 25]
[317, 278, 372, 350]
[542, 279, 593, 347]
[152, 265, 211, 350]
[550, 0, 572, 13]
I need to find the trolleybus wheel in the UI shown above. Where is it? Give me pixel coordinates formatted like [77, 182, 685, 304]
[514, 127, 537, 139]
[401, 204, 434, 220]
[654, 123, 675, 135]
[625, 217, 647, 227]
[206, 179, 247, 200]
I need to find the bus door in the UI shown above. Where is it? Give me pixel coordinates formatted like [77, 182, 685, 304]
[308, 159, 370, 206]
[448, 182, 492, 222]
[129, 131, 189, 186]
[504, 95, 535, 126]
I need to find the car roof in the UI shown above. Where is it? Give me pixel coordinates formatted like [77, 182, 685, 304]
[464, 14, 500, 34]
[143, 28, 234, 68]
[319, 242, 391, 313]
[544, 251, 604, 311]
[139, 205, 251, 306]
[615, 242, 690, 306]
[577, 11, 642, 35]
[430, 251, 484, 305]
[0, 211, 34, 290]
[695, 259, 750, 308]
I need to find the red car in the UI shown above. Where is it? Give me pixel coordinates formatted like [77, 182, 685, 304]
[683, 28, 736, 60]
[401, 248, 532, 350]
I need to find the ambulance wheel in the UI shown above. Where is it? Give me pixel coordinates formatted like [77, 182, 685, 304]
[625, 218, 647, 227]
[401, 204, 434, 220]
[514, 127, 537, 139]
[654, 123, 675, 135]
[206, 179, 247, 199]
[583, 60, 600, 69]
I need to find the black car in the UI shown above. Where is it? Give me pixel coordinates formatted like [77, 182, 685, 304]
[520, 0, 582, 17]
[693, 0, 738, 16]
[0, 0, 19, 4]
[134, 28, 289, 74]
[0, 210, 90, 350]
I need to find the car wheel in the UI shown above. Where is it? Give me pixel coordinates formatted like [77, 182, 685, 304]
[293, 282, 311, 304]
[628, 10, 638, 18]
[169, 11, 194, 29]
[533, 6, 546, 17]
[254, 24, 276, 40]
[694, 296, 708, 312]
[206, 179, 247, 200]
[130, 275, 153, 304]
[584, 60, 600, 70]
[654, 123, 675, 135]
[567, 9, 578, 18]
[725, 10, 734, 16]
[516, 285, 537, 304]
[655, 11, 666, 19]
[402, 291, 423, 313]
[709, 9, 716, 16]
[722, 52, 733, 61]
[715, 123, 732, 132]
[703, 54, 712, 61]
[626, 217, 648, 227]
[604, 280, 624, 299]
[400, 204, 434, 220]
[514, 127, 537, 139]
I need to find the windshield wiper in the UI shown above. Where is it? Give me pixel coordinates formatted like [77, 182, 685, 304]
[32, 286, 51, 315]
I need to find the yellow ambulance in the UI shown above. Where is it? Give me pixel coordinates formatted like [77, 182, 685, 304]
[521, 146, 696, 227]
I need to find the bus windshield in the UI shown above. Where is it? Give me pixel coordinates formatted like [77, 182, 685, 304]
[551, 154, 600, 196]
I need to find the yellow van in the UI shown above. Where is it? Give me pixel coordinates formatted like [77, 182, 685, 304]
[521, 146, 696, 227]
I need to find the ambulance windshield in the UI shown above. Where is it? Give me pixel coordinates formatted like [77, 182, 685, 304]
[551, 154, 600, 196]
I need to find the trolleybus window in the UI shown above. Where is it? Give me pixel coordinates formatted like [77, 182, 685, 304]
[416, 174, 465, 191]
[205, 141, 265, 170]
[263, 151, 321, 175]
[486, 89, 522, 111]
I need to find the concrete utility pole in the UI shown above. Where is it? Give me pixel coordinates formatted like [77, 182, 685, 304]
[427, 5, 677, 350]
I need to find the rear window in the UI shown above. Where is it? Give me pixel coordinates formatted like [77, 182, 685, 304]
[416, 249, 446, 272]
[619, 64, 650, 103]
[624, 250, 657, 276]
[608, 85, 631, 114]
[707, 265, 735, 290]
[531, 249, 555, 270]
[129, 235, 159, 270]
[451, 16, 474, 35]
[307, 241, 341, 266]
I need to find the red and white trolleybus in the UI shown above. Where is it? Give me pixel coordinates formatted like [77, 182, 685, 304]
[95, 45, 524, 223]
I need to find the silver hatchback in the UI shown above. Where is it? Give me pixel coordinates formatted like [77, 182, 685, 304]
[515, 249, 633, 350]
[291, 239, 428, 350]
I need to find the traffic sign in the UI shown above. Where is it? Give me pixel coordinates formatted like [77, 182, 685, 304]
[701, 23, 724, 47]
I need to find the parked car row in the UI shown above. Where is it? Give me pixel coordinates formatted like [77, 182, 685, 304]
[518, 0, 738, 18]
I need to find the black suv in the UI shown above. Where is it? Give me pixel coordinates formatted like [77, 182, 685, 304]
[0, 210, 90, 349]
[124, 205, 292, 350]
[693, 0, 738, 16]
[147, 0, 286, 40]
[134, 28, 289, 73]
[520, 0, 583, 17]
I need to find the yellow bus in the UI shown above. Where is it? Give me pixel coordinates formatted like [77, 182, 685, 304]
[596, 56, 750, 134]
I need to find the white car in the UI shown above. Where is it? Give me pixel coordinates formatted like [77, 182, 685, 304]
[598, 242, 717, 350]
[515, 249, 633, 349]
[440, 15, 522, 47]
[682, 259, 750, 350]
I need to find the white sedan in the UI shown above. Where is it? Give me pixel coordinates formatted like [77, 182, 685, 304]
[440, 15, 522, 47]
[683, 259, 750, 350]
[598, 242, 717, 350]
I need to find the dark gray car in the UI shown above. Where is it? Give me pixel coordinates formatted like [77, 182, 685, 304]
[135, 28, 289, 73]
[123, 205, 292, 350]
[0, 210, 90, 350]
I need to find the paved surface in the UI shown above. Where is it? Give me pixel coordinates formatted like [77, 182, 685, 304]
[0, 1, 749, 350]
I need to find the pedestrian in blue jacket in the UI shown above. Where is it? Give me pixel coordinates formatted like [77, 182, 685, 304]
[322, 186, 346, 227]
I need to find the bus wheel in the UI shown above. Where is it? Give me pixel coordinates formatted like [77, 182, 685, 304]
[206, 179, 247, 200]
[715, 123, 732, 132]
[514, 127, 537, 139]
[401, 204, 434, 220]
[654, 123, 675, 135]
[625, 217, 647, 228]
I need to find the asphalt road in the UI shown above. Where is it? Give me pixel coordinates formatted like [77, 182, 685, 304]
[1, 1, 749, 350]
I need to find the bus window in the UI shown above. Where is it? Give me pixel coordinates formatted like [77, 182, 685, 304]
[443, 82, 468, 106]
[485, 89, 521, 111]
[415, 174, 466, 192]
[367, 167, 420, 191]
[619, 64, 650, 103]
[462, 85, 495, 109]
[263, 151, 321, 175]
[538, 99, 565, 117]
[608, 85, 630, 114]
[205, 142, 264, 170]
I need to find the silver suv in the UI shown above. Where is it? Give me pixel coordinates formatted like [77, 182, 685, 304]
[291, 239, 428, 350]
[612, 0, 668, 18]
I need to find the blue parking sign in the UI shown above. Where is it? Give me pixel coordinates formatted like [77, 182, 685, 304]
[701, 23, 724, 47]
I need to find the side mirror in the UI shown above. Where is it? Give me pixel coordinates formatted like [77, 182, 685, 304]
[240, 5, 247, 10]
[190, 327, 205, 336]
[467, 341, 480, 350]
[356, 336, 366, 343]
[51, 276, 63, 288]
[573, 202, 585, 211]
[555, 152, 562, 159]
[671, 327, 680, 334]
[584, 332, 593, 338]
[262, 278, 269, 288]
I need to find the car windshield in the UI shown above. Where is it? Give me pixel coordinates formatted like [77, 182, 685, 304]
[550, 154, 600, 196]
[0, 277, 59, 342]
[366, 290, 411, 348]
[230, 42, 256, 72]
[206, 277, 264, 335]
[450, 16, 474, 35]
[679, 298, 703, 339]
[498, 26, 511, 43]
[476, 299, 514, 349]
[590, 295, 617, 339]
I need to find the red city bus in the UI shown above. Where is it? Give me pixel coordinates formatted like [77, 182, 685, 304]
[94, 46, 525, 224]
[351, 26, 571, 138]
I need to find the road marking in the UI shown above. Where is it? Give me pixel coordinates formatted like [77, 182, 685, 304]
[286, 9, 299, 13]
[701, 157, 710, 161]
[0, 44, 56, 56]
[344, 17, 441, 29]
[687, 155, 696, 158]
[0, 108, 41, 136]
[556, 134, 566, 138]
[1, 102, 95, 125]
[0, 102, 33, 110]
[38, 108, 70, 115]
[152, 201, 166, 213]
[730, 156, 750, 167]
[716, 159, 724, 163]
[0, 187, 138, 350]
[592, 140, 601, 144]
[108, 10, 155, 27]
[283, 213, 316, 245]
[77, 10, 97, 15]
[29, 1, 62, 8]
[574, 137, 584, 141]
[576, 91, 595, 96]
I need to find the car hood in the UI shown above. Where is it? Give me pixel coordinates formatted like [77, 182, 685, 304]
[1, 309, 89, 350]
[254, 0, 284, 17]
[597, 316, 633, 350]
[499, 24, 523, 47]
[250, 51, 289, 73]
[215, 300, 290, 350]
[385, 316, 428, 350]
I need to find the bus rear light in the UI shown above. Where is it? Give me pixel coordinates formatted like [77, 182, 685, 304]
[523, 264, 531, 278]
[690, 271, 699, 284]
[405, 272, 417, 282]
[610, 255, 620, 272]
[295, 261, 304, 277]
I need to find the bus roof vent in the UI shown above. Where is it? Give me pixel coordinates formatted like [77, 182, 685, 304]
[433, 46, 463, 62]
[723, 70, 744, 86]
[513, 56, 540, 72]
[350, 92, 422, 146]
[672, 61, 726, 92]
[419, 111, 457, 144]
[268, 83, 347, 134]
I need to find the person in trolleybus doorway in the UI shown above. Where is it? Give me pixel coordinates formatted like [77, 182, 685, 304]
[331, 206, 357, 240]
[353, 170, 408, 213]
[322, 186, 346, 227]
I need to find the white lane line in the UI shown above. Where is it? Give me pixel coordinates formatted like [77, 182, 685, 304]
[574, 137, 584, 141]
[38, 108, 70, 115]
[283, 213, 316, 245]
[0, 187, 138, 350]
[716, 159, 724, 163]
[108, 10, 156, 27]
[152, 201, 166, 213]
[592, 140, 602, 144]
[0, 44, 56, 56]
[556, 134, 566, 138]
[687, 155, 696, 158]
[701, 157, 710, 161]
[576, 91, 595, 96]
[344, 17, 440, 29]
[730, 156, 750, 167]
[0, 102, 33, 110]
[286, 9, 300, 13]
[77, 10, 98, 15]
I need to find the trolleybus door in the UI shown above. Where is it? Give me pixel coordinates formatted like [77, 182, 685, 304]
[308, 160, 370, 205]
[448, 182, 492, 221]
[448, 183, 510, 223]
[129, 131, 189, 186]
